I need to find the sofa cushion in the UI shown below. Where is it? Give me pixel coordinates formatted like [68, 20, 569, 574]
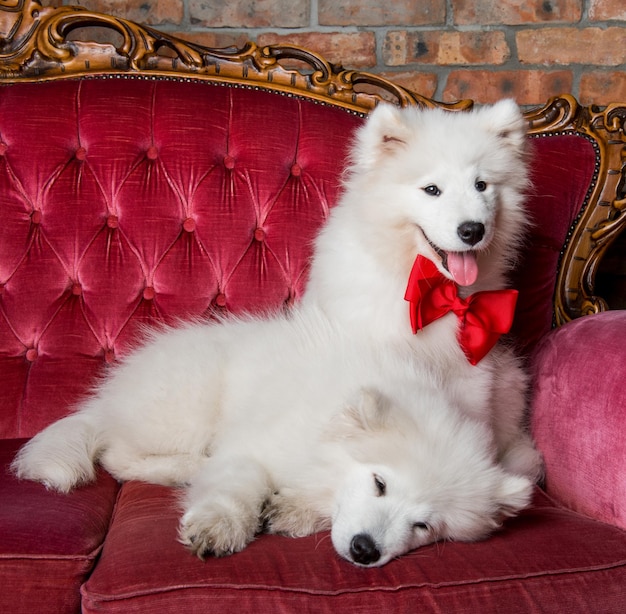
[80, 482, 626, 613]
[0, 439, 120, 614]
[531, 310, 626, 529]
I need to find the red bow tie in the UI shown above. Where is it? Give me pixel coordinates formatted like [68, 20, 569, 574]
[404, 255, 518, 365]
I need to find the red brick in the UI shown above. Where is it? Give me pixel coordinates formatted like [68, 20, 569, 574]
[73, 0, 183, 25]
[589, 0, 626, 21]
[189, 0, 308, 28]
[580, 72, 626, 106]
[319, 0, 445, 26]
[444, 69, 573, 105]
[256, 32, 376, 69]
[383, 30, 509, 66]
[453, 0, 582, 25]
[378, 71, 439, 99]
[517, 27, 626, 66]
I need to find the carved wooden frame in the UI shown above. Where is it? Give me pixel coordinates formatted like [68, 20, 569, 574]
[526, 96, 626, 323]
[0, 0, 624, 325]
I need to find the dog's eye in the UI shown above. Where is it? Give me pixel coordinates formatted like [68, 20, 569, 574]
[413, 521, 430, 531]
[373, 474, 386, 496]
[475, 180, 487, 192]
[423, 184, 441, 197]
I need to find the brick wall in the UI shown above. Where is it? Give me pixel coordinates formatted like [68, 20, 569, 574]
[49, 0, 626, 107]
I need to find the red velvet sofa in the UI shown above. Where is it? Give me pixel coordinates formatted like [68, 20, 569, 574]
[1, 2, 625, 612]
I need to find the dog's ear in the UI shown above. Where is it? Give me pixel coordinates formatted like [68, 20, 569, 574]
[352, 103, 408, 170]
[332, 388, 391, 437]
[496, 472, 534, 518]
[481, 98, 527, 151]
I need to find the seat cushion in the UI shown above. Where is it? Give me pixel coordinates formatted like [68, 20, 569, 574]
[81, 482, 626, 613]
[0, 439, 120, 614]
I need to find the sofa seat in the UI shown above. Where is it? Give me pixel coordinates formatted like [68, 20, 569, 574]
[76, 483, 626, 613]
[3, 434, 626, 613]
[0, 439, 120, 613]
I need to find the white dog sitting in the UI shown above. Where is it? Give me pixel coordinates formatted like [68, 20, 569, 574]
[12, 99, 541, 565]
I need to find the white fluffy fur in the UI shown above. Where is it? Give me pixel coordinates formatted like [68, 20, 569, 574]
[12, 100, 541, 566]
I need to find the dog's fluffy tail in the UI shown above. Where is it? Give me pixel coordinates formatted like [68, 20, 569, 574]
[11, 412, 101, 492]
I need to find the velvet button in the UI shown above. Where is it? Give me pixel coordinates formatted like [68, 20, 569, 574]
[215, 293, 227, 307]
[146, 146, 159, 160]
[31, 210, 42, 224]
[107, 215, 119, 229]
[224, 155, 235, 170]
[75, 147, 87, 161]
[26, 348, 38, 362]
[183, 217, 196, 232]
[291, 163, 302, 177]
[143, 287, 155, 300]
[254, 228, 265, 241]
[104, 349, 115, 364]
[71, 283, 82, 296]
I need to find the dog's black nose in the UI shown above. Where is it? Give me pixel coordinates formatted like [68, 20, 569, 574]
[350, 533, 381, 565]
[457, 221, 485, 246]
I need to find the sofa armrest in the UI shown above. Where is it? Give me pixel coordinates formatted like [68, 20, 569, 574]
[530, 310, 626, 529]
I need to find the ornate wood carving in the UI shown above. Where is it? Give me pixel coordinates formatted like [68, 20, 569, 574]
[0, 0, 469, 113]
[527, 95, 626, 323]
[0, 0, 625, 324]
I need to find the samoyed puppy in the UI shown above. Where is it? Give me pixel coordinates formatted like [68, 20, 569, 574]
[318, 388, 532, 566]
[185, 386, 532, 567]
[12, 99, 541, 564]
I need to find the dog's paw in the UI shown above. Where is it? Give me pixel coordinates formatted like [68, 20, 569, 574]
[178, 505, 261, 559]
[11, 448, 94, 493]
[262, 491, 329, 537]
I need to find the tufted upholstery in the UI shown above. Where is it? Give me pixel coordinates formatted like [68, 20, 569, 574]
[0, 77, 599, 439]
[0, 79, 360, 437]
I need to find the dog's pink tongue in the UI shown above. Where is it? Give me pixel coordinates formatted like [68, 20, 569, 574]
[446, 252, 478, 286]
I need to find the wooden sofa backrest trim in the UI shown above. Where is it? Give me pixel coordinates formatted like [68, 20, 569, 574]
[0, 0, 624, 326]
[0, 0, 468, 113]
[526, 96, 626, 323]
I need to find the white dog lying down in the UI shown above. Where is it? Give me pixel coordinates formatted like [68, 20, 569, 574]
[194, 385, 533, 567]
[12, 99, 541, 566]
[14, 360, 534, 567]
